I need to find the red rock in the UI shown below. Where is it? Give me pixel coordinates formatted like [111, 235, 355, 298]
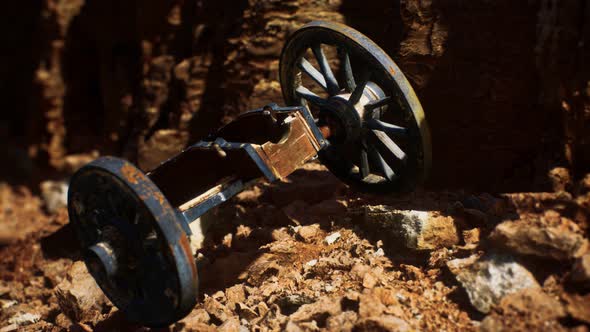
[354, 316, 410, 332]
[490, 217, 588, 260]
[296, 225, 320, 243]
[54, 261, 111, 323]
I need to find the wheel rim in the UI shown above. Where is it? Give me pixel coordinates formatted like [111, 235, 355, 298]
[280, 21, 432, 193]
[68, 157, 198, 327]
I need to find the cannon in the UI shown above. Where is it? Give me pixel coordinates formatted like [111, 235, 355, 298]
[67, 21, 432, 326]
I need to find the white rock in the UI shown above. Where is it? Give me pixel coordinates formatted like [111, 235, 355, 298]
[447, 253, 540, 313]
[8, 312, 40, 326]
[306, 259, 318, 267]
[40, 180, 68, 213]
[325, 232, 341, 245]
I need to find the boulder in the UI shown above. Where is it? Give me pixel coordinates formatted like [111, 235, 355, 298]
[447, 254, 540, 313]
[490, 217, 588, 261]
[361, 206, 459, 250]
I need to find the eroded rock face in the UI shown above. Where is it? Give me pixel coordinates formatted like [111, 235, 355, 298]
[490, 216, 589, 261]
[447, 254, 540, 313]
[54, 261, 111, 323]
[361, 205, 459, 250]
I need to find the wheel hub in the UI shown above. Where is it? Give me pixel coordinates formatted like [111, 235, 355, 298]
[319, 81, 388, 144]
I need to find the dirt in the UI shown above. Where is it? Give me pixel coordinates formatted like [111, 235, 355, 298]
[0, 162, 588, 331]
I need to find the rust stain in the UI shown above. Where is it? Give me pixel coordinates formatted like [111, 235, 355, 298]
[153, 191, 166, 206]
[120, 164, 143, 184]
[388, 66, 396, 75]
[178, 235, 198, 279]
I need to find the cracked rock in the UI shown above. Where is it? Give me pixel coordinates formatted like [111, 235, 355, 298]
[447, 254, 540, 313]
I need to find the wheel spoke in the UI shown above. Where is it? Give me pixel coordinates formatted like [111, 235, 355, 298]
[338, 47, 355, 92]
[368, 146, 395, 181]
[296, 86, 328, 107]
[371, 129, 407, 161]
[365, 119, 407, 136]
[365, 96, 392, 110]
[360, 142, 370, 179]
[312, 44, 340, 95]
[348, 71, 369, 106]
[298, 58, 327, 90]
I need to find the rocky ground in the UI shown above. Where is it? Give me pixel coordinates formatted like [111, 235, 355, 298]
[0, 162, 589, 331]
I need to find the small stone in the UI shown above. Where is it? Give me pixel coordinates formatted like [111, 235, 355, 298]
[325, 232, 341, 245]
[306, 259, 318, 267]
[289, 297, 341, 323]
[374, 248, 385, 257]
[236, 303, 259, 321]
[226, 284, 246, 309]
[204, 296, 231, 323]
[462, 228, 480, 245]
[296, 225, 320, 243]
[218, 317, 240, 332]
[447, 253, 540, 313]
[354, 316, 410, 332]
[40, 180, 68, 213]
[54, 261, 110, 323]
[362, 272, 378, 289]
[276, 294, 315, 316]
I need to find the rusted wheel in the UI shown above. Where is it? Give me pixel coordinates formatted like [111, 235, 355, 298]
[68, 157, 198, 327]
[280, 21, 432, 193]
